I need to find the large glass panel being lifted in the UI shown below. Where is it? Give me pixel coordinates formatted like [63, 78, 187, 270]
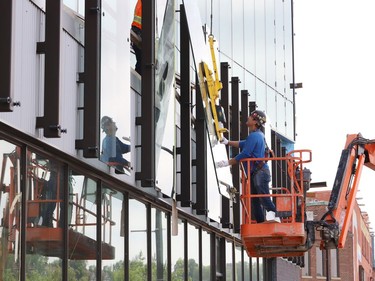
[182, 0, 232, 199]
[154, 0, 176, 197]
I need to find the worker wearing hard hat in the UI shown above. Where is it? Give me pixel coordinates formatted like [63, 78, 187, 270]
[131, 0, 142, 75]
[216, 110, 280, 223]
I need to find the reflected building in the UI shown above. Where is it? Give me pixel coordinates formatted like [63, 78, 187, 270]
[0, 0, 302, 280]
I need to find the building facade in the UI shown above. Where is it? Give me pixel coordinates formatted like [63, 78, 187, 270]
[0, 0, 300, 280]
[301, 191, 374, 281]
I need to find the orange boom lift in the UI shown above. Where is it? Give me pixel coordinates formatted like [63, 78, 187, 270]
[240, 133, 375, 257]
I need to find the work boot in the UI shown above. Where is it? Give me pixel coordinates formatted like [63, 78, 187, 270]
[265, 211, 281, 223]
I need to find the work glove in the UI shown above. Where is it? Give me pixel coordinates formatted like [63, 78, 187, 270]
[216, 160, 229, 168]
[220, 137, 229, 145]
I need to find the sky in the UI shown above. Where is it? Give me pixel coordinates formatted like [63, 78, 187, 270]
[293, 0, 375, 231]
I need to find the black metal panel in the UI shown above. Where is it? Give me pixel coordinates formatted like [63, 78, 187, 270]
[195, 76, 207, 215]
[75, 0, 101, 157]
[36, 0, 63, 138]
[240, 90, 249, 139]
[0, 0, 14, 112]
[231, 77, 240, 233]
[136, 0, 156, 187]
[220, 62, 230, 228]
[179, 4, 191, 207]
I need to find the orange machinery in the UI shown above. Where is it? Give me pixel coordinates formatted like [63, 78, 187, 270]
[240, 133, 375, 258]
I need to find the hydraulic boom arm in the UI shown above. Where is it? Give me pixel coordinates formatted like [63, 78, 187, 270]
[317, 133, 375, 249]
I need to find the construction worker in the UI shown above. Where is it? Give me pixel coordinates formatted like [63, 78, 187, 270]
[131, 0, 142, 75]
[216, 110, 280, 223]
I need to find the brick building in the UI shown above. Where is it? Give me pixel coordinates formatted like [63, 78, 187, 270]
[301, 190, 374, 281]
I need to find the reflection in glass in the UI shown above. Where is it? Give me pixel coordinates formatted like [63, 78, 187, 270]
[226, 240, 233, 281]
[68, 172, 100, 278]
[171, 220, 185, 280]
[201, 230, 211, 281]
[187, 224, 199, 280]
[100, 116, 131, 175]
[0, 141, 21, 280]
[101, 185, 125, 280]
[151, 208, 168, 280]
[129, 199, 147, 279]
[101, 0, 132, 176]
[26, 152, 64, 280]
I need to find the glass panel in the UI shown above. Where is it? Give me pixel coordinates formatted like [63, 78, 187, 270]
[155, 0, 176, 197]
[101, 185, 124, 280]
[151, 208, 168, 281]
[171, 219, 185, 280]
[101, 0, 132, 176]
[243, 257, 250, 281]
[251, 257, 258, 281]
[187, 224, 199, 280]
[258, 258, 263, 281]
[201, 230, 211, 281]
[26, 152, 64, 280]
[331, 249, 338, 277]
[226, 240, 233, 281]
[0, 141, 21, 280]
[68, 172, 98, 278]
[63, 0, 84, 16]
[301, 251, 310, 276]
[316, 247, 323, 276]
[235, 246, 242, 281]
[254, 0, 266, 82]
[129, 199, 147, 279]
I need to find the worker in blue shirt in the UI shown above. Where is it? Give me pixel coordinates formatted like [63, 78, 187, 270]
[216, 110, 279, 223]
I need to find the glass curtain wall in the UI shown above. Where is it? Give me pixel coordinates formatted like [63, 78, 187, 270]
[187, 224, 199, 280]
[201, 230, 211, 281]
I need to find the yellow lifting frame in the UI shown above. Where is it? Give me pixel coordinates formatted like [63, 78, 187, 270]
[197, 34, 228, 141]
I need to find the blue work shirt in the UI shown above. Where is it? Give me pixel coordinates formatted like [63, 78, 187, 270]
[234, 129, 269, 174]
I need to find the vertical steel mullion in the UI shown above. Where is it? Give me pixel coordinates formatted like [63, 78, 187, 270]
[231, 77, 240, 233]
[136, 0, 156, 187]
[167, 213, 171, 281]
[75, 0, 101, 157]
[20, 147, 27, 281]
[0, 0, 14, 112]
[240, 90, 249, 140]
[198, 228, 202, 280]
[220, 62, 230, 228]
[210, 233, 216, 281]
[62, 164, 69, 280]
[179, 4, 191, 207]
[183, 221, 188, 281]
[97, 181, 102, 281]
[195, 76, 207, 215]
[36, 0, 63, 138]
[124, 193, 130, 281]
